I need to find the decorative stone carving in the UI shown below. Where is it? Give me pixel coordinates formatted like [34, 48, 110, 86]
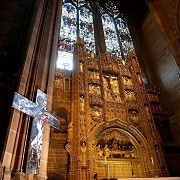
[106, 104, 126, 122]
[79, 62, 83, 73]
[87, 60, 99, 70]
[80, 95, 85, 113]
[129, 110, 139, 124]
[103, 75, 121, 102]
[67, 122, 73, 143]
[97, 145, 103, 158]
[136, 72, 143, 85]
[89, 84, 101, 94]
[124, 89, 136, 101]
[81, 141, 87, 166]
[65, 143, 71, 154]
[121, 66, 131, 77]
[122, 76, 133, 89]
[103, 144, 111, 158]
[91, 106, 102, 121]
[89, 95, 102, 106]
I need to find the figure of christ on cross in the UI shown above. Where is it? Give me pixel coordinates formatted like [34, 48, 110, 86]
[12, 89, 60, 174]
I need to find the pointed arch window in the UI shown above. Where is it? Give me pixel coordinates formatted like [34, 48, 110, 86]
[57, 0, 135, 70]
[79, 7, 95, 52]
[101, 14, 120, 58]
[57, 3, 77, 71]
[57, 0, 95, 70]
[116, 17, 134, 59]
[101, 2, 134, 60]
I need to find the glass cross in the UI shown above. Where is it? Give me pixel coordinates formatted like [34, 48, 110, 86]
[12, 89, 60, 174]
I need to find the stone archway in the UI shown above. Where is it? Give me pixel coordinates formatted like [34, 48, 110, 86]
[90, 120, 153, 179]
[54, 107, 69, 133]
[93, 128, 142, 179]
[47, 171, 66, 180]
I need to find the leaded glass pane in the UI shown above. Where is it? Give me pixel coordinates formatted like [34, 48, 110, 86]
[78, 0, 86, 7]
[57, 51, 73, 70]
[59, 3, 77, 52]
[58, 3, 77, 70]
[102, 14, 121, 58]
[79, 7, 95, 52]
[116, 18, 134, 58]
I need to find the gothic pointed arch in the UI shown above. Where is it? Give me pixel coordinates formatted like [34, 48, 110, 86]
[47, 171, 66, 180]
[90, 119, 154, 177]
[54, 107, 69, 133]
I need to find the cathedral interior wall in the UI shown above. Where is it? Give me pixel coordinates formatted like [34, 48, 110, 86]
[0, 0, 180, 179]
[137, 9, 180, 176]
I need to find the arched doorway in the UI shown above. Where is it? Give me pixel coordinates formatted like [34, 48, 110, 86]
[47, 171, 66, 180]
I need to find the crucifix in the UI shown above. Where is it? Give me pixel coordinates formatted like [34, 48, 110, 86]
[12, 89, 60, 174]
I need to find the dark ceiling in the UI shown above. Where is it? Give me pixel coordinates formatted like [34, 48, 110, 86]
[98, 0, 149, 24]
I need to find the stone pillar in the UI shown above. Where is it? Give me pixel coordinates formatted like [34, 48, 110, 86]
[11, 116, 29, 180]
[92, 3, 106, 53]
[36, 0, 63, 178]
[1, 0, 59, 179]
[2, 111, 21, 180]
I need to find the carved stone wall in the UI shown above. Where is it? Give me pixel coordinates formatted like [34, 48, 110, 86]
[61, 39, 169, 180]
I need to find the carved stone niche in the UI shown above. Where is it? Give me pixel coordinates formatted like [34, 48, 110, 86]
[124, 89, 136, 102]
[88, 70, 100, 85]
[126, 101, 138, 110]
[101, 61, 120, 74]
[122, 76, 133, 90]
[120, 66, 131, 77]
[87, 60, 99, 71]
[89, 94, 102, 106]
[128, 109, 139, 125]
[91, 105, 102, 122]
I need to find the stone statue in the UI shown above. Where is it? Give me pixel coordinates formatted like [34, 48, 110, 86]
[80, 95, 84, 112]
[103, 145, 111, 158]
[81, 142, 86, 165]
[80, 62, 83, 72]
[97, 145, 103, 158]
[67, 122, 73, 142]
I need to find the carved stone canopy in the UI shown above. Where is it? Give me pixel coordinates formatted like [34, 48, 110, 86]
[96, 130, 134, 151]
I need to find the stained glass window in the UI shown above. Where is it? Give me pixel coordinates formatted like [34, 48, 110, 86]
[57, 1, 95, 70]
[116, 18, 134, 59]
[79, 7, 95, 53]
[101, 14, 121, 58]
[57, 0, 135, 70]
[101, 1, 134, 60]
[59, 3, 77, 52]
[57, 3, 77, 70]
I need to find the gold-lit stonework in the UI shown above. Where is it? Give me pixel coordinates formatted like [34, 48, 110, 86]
[52, 39, 169, 180]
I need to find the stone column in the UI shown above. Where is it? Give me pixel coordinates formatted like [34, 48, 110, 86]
[35, 0, 63, 179]
[1, 0, 59, 179]
[2, 111, 21, 180]
[11, 116, 29, 180]
[92, 3, 106, 53]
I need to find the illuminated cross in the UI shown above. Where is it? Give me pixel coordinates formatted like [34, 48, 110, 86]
[12, 89, 60, 174]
